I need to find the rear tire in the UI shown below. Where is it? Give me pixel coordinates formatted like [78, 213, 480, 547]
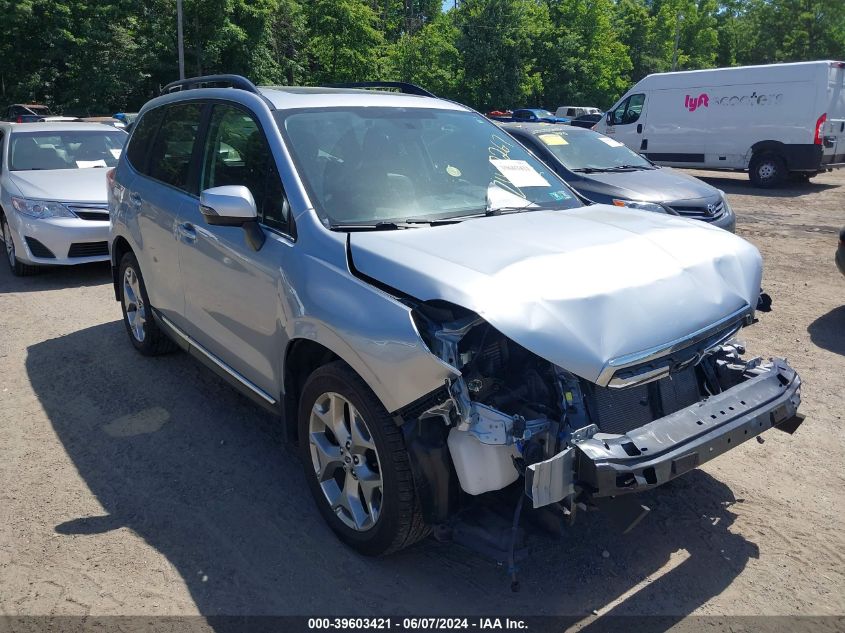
[118, 252, 178, 356]
[749, 153, 785, 188]
[298, 361, 429, 555]
[2, 213, 39, 277]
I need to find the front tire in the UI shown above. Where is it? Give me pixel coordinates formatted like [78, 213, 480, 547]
[118, 252, 178, 355]
[749, 153, 786, 188]
[2, 213, 39, 277]
[298, 361, 429, 555]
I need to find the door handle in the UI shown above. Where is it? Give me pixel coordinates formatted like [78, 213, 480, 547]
[637, 124, 643, 134]
[177, 222, 197, 242]
[128, 192, 142, 208]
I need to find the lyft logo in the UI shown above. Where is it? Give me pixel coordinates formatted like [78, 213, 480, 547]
[684, 93, 709, 112]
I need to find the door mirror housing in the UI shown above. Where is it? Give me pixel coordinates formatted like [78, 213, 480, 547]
[200, 186, 258, 226]
[606, 111, 613, 125]
[199, 185, 264, 250]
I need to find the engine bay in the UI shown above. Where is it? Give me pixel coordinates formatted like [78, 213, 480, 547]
[410, 299, 791, 505]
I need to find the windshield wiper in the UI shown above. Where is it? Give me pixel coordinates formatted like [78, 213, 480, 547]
[604, 164, 654, 171]
[330, 218, 461, 231]
[484, 203, 540, 216]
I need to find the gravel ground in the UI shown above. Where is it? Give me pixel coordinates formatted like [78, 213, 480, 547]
[0, 168, 843, 623]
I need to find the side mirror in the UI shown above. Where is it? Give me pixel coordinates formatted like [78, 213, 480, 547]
[199, 185, 265, 250]
[606, 112, 613, 125]
[200, 185, 258, 225]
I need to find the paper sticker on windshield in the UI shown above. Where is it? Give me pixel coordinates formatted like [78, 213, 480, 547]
[446, 164, 462, 177]
[598, 137, 624, 147]
[76, 159, 107, 168]
[109, 149, 122, 159]
[490, 159, 549, 187]
[549, 190, 572, 201]
[539, 133, 567, 146]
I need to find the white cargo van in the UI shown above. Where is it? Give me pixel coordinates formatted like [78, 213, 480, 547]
[593, 61, 845, 186]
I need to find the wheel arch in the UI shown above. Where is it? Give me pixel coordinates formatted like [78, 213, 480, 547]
[749, 140, 786, 164]
[282, 338, 341, 444]
[111, 235, 134, 301]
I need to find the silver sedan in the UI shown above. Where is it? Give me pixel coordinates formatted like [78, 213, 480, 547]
[0, 122, 127, 275]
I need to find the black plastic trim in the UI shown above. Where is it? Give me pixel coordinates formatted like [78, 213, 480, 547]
[325, 81, 435, 97]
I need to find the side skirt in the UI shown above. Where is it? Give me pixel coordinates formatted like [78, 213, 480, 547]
[154, 309, 282, 416]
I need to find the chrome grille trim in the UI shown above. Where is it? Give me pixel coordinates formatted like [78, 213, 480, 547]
[667, 199, 726, 221]
[67, 203, 109, 221]
[596, 304, 753, 388]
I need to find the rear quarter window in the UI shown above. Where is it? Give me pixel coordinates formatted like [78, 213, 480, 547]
[125, 107, 165, 174]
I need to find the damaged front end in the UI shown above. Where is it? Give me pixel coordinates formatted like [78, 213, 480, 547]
[408, 300, 803, 518]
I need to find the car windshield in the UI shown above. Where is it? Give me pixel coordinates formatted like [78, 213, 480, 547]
[9, 129, 127, 171]
[534, 129, 653, 171]
[278, 107, 581, 226]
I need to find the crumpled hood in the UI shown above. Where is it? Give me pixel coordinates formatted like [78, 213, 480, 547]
[349, 206, 762, 383]
[7, 169, 109, 203]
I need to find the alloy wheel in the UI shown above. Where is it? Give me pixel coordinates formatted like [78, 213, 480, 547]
[122, 266, 146, 342]
[308, 392, 383, 532]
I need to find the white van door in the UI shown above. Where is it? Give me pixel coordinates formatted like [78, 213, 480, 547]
[603, 93, 647, 153]
[640, 88, 711, 166]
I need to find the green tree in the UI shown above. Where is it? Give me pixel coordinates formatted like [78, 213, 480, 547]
[385, 11, 463, 98]
[305, 0, 385, 83]
[455, 0, 549, 111]
[541, 0, 631, 108]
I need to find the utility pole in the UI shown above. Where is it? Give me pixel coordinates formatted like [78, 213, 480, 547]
[671, 13, 684, 71]
[177, 0, 185, 79]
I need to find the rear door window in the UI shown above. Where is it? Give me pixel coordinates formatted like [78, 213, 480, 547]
[146, 103, 203, 192]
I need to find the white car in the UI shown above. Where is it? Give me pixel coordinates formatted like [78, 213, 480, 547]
[0, 122, 127, 275]
[555, 105, 601, 119]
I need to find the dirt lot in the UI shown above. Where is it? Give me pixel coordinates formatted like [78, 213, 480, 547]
[1, 169, 843, 624]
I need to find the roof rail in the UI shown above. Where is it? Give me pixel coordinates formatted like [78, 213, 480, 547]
[160, 74, 261, 96]
[325, 81, 436, 98]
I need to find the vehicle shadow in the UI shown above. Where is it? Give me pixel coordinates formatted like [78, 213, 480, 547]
[28, 321, 756, 623]
[691, 174, 838, 198]
[0, 260, 111, 293]
[807, 305, 845, 356]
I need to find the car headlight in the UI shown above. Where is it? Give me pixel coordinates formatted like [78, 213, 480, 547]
[718, 190, 733, 215]
[11, 197, 75, 219]
[611, 199, 666, 213]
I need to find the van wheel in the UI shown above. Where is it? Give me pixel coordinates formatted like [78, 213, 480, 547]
[1, 214, 39, 277]
[298, 361, 430, 555]
[749, 153, 785, 188]
[119, 252, 178, 355]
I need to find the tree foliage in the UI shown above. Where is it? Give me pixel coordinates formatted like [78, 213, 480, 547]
[0, 0, 843, 114]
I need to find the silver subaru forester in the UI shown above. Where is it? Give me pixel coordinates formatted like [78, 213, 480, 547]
[109, 75, 803, 556]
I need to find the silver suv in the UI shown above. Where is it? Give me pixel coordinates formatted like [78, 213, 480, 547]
[109, 75, 803, 556]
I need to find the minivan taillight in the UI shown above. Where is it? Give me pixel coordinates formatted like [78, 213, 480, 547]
[815, 113, 827, 145]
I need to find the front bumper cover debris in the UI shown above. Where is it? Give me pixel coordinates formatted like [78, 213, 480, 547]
[526, 358, 802, 508]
